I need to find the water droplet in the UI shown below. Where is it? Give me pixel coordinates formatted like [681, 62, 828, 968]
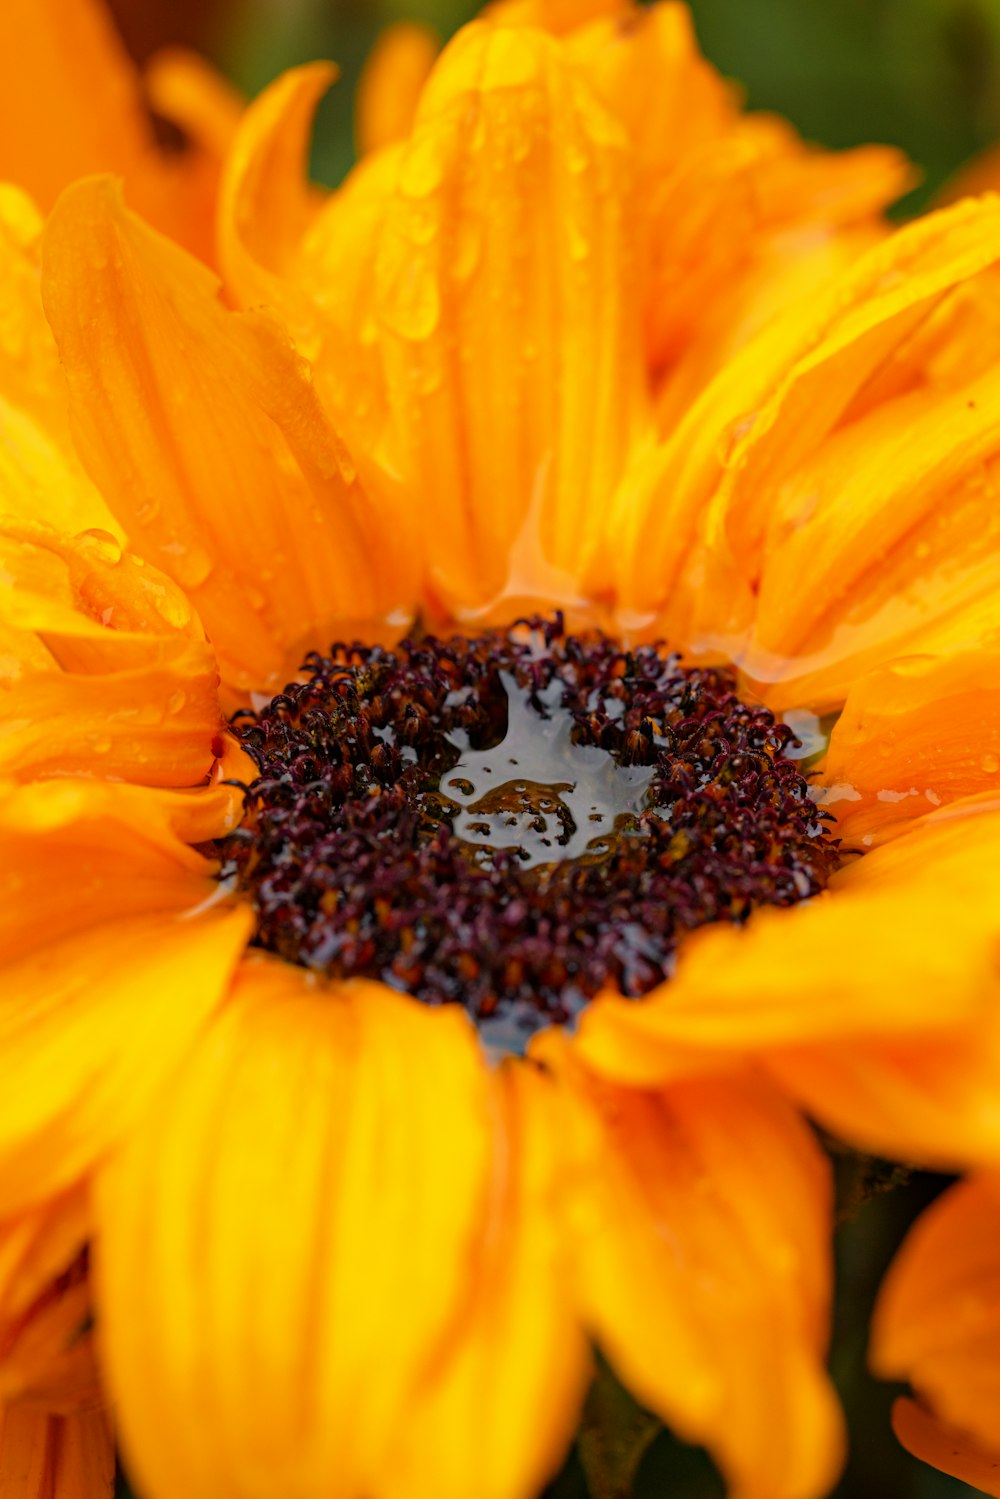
[78, 529, 122, 565]
[982, 754, 999, 774]
[167, 690, 187, 715]
[92, 735, 112, 755]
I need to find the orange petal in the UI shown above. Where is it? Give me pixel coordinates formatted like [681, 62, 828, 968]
[0, 1191, 89, 1343]
[0, 0, 159, 214]
[891, 1398, 1000, 1496]
[385, 1059, 590, 1499]
[538, 1032, 842, 1499]
[97, 964, 500, 1499]
[0, 0, 212, 259]
[362, 21, 649, 616]
[356, 23, 440, 158]
[145, 47, 244, 163]
[874, 1176, 1000, 1457]
[42, 177, 414, 695]
[0, 187, 119, 541]
[822, 647, 1000, 847]
[217, 63, 336, 353]
[613, 195, 1000, 654]
[580, 820, 1000, 1070]
[0, 778, 251, 1215]
[485, 0, 627, 32]
[0, 523, 223, 788]
[764, 1010, 1000, 1170]
[0, 1405, 114, 1499]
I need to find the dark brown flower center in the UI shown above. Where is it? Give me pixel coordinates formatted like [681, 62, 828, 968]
[221, 616, 838, 1049]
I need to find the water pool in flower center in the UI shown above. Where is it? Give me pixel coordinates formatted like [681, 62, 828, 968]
[221, 616, 838, 1048]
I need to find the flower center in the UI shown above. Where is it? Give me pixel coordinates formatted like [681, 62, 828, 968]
[222, 616, 838, 1049]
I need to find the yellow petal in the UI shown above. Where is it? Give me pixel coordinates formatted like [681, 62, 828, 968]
[356, 23, 440, 158]
[385, 1060, 590, 1499]
[891, 1399, 1000, 1497]
[97, 964, 499, 1499]
[0, 1406, 114, 1499]
[42, 177, 414, 694]
[822, 647, 1000, 846]
[363, 21, 648, 616]
[538, 1033, 842, 1499]
[874, 1176, 1000, 1457]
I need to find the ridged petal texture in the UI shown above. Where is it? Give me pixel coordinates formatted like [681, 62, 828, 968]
[41, 178, 415, 695]
[613, 195, 1000, 668]
[96, 963, 588, 1499]
[873, 1174, 1000, 1485]
[221, 22, 649, 618]
[538, 1034, 842, 1499]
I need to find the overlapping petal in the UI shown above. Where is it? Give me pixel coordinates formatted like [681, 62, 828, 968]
[364, 22, 648, 616]
[0, 521, 225, 787]
[0, 778, 251, 1216]
[41, 177, 415, 694]
[97, 965, 508, 1499]
[612, 195, 1000, 663]
[577, 802, 1000, 1166]
[537, 1033, 842, 1499]
[356, 23, 440, 158]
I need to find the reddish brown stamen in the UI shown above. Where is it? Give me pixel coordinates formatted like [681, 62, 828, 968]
[221, 616, 838, 1049]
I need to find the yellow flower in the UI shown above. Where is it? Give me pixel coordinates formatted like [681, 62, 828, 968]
[4, 3, 1000, 1498]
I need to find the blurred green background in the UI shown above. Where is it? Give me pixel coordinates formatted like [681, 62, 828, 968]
[103, 2, 1000, 1496]
[112, 0, 1000, 200]
[234, 0, 1000, 196]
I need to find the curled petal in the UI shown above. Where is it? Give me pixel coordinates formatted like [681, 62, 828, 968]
[890, 1398, 1000, 1496]
[874, 1176, 1000, 1456]
[218, 63, 337, 353]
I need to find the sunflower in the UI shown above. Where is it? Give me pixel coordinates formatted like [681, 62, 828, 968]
[4, 2, 1000, 1498]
